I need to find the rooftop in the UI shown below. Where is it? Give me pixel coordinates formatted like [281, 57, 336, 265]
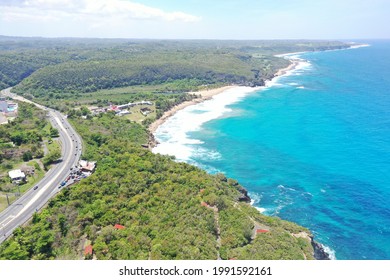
[79, 160, 96, 172]
[8, 169, 26, 180]
[84, 245, 93, 256]
[114, 224, 125, 230]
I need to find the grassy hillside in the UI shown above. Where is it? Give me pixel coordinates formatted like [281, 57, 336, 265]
[0, 114, 315, 260]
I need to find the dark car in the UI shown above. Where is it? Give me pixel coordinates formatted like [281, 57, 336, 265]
[33, 185, 38, 190]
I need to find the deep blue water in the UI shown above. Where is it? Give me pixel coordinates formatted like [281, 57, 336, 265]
[154, 41, 390, 259]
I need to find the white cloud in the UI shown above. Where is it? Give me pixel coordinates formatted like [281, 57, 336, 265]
[1, 0, 201, 23]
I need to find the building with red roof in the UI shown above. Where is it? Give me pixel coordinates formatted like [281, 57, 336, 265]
[114, 224, 125, 230]
[84, 245, 93, 256]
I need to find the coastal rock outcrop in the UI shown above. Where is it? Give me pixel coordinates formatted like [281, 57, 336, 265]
[235, 184, 252, 203]
[312, 239, 331, 260]
[292, 232, 331, 260]
[148, 133, 159, 149]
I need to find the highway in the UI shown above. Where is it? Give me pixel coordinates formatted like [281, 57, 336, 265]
[0, 88, 82, 244]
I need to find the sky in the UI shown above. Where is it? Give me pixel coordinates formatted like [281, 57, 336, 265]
[0, 0, 389, 39]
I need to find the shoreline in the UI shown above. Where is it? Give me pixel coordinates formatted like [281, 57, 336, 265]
[148, 85, 236, 135]
[273, 59, 300, 78]
[148, 55, 333, 260]
[148, 58, 301, 136]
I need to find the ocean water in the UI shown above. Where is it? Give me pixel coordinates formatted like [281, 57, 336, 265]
[153, 41, 390, 260]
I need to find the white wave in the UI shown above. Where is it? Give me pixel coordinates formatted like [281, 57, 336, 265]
[249, 192, 262, 205]
[348, 44, 370, 49]
[192, 147, 222, 161]
[274, 51, 307, 58]
[153, 86, 259, 161]
[190, 161, 222, 174]
[271, 59, 312, 88]
[294, 60, 312, 71]
[255, 207, 266, 213]
[303, 191, 313, 197]
[322, 244, 337, 260]
[249, 193, 267, 213]
[265, 79, 282, 87]
[277, 184, 297, 192]
[297, 86, 305, 89]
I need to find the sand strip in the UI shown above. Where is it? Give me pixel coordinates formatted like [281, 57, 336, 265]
[148, 86, 235, 134]
[149, 58, 301, 135]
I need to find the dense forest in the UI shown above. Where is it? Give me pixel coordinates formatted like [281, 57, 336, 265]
[0, 114, 316, 260]
[0, 36, 351, 100]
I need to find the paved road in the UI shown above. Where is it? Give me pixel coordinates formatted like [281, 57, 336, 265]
[0, 88, 82, 244]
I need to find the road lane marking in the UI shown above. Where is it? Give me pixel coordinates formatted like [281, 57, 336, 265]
[0, 89, 81, 239]
[8, 113, 75, 222]
[2, 216, 15, 227]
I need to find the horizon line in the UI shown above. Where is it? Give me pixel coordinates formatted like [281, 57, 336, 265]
[1, 34, 389, 42]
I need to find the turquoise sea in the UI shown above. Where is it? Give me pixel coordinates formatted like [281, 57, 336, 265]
[153, 41, 390, 259]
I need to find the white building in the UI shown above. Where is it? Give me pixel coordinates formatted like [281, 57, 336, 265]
[8, 169, 26, 183]
[79, 160, 96, 176]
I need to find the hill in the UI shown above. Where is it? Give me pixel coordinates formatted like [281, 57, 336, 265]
[0, 37, 350, 99]
[0, 114, 320, 260]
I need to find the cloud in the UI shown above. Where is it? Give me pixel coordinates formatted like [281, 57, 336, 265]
[0, 0, 201, 23]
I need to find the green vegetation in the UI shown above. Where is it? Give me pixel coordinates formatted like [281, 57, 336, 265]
[0, 102, 57, 210]
[42, 149, 61, 170]
[0, 102, 47, 172]
[0, 114, 316, 260]
[0, 36, 350, 113]
[65, 90, 195, 124]
[15, 51, 275, 95]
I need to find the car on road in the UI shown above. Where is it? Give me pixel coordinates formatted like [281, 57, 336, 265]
[33, 185, 38, 190]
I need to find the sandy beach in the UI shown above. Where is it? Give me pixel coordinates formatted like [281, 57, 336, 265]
[274, 59, 300, 77]
[148, 59, 299, 136]
[148, 85, 236, 134]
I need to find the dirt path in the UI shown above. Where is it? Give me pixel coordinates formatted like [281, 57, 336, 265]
[212, 206, 222, 260]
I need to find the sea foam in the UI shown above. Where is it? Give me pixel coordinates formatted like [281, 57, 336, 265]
[153, 86, 260, 162]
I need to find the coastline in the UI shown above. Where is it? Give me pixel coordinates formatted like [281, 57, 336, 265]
[148, 55, 334, 260]
[273, 59, 300, 77]
[148, 57, 301, 136]
[148, 85, 236, 135]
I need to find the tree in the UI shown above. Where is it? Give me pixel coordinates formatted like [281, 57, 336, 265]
[22, 151, 33, 162]
[49, 127, 59, 138]
[80, 106, 90, 116]
[43, 149, 61, 168]
[10, 132, 25, 146]
[0, 241, 29, 260]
